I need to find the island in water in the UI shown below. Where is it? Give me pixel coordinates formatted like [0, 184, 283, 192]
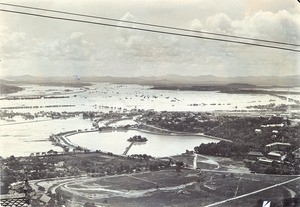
[127, 135, 148, 142]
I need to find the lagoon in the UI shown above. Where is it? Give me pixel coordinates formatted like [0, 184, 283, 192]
[67, 129, 219, 157]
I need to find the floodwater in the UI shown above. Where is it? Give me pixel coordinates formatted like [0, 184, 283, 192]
[1, 83, 296, 113]
[0, 117, 92, 157]
[0, 83, 298, 157]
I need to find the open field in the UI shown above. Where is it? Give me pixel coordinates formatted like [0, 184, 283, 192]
[27, 154, 296, 207]
[53, 169, 299, 207]
[5, 145, 298, 206]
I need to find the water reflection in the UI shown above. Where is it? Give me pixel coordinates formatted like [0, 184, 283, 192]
[133, 142, 147, 146]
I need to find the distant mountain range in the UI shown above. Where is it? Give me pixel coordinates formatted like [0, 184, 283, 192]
[1, 75, 300, 87]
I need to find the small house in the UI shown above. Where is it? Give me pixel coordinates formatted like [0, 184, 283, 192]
[265, 142, 291, 153]
[254, 129, 262, 134]
[293, 148, 300, 161]
[54, 161, 65, 168]
[258, 158, 273, 166]
[267, 151, 285, 161]
[246, 151, 264, 161]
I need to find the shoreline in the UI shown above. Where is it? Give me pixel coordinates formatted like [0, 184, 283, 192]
[134, 127, 232, 142]
[48, 125, 231, 158]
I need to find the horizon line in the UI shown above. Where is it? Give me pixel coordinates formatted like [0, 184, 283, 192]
[1, 74, 300, 78]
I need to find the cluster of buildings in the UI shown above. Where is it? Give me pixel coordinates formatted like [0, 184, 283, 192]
[249, 118, 299, 168]
[247, 142, 297, 165]
[1, 183, 60, 207]
[139, 111, 214, 132]
[2, 158, 80, 184]
[0, 157, 81, 207]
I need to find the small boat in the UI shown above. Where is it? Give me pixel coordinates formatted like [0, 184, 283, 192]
[127, 135, 148, 142]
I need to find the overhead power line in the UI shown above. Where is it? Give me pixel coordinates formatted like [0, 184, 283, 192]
[1, 2, 299, 47]
[0, 9, 299, 53]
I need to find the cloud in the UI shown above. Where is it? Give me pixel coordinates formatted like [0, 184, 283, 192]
[35, 32, 96, 61]
[114, 12, 182, 62]
[245, 0, 298, 14]
[0, 26, 29, 58]
[190, 19, 203, 31]
[0, 27, 96, 61]
[231, 10, 300, 44]
[111, 7, 299, 77]
[183, 8, 299, 76]
[206, 13, 232, 33]
[190, 9, 300, 44]
[120, 12, 135, 22]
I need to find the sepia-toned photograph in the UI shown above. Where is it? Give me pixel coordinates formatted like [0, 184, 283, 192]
[0, 1, 299, 206]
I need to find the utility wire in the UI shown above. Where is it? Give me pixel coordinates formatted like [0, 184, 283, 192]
[0, 2, 299, 47]
[1, 8, 300, 53]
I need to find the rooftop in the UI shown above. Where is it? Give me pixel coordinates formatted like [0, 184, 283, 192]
[39, 194, 51, 204]
[266, 142, 291, 147]
[267, 151, 283, 157]
[247, 151, 264, 156]
[0, 198, 28, 207]
[258, 158, 273, 163]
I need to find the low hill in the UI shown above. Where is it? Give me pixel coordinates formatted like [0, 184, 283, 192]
[226, 83, 257, 88]
[0, 84, 23, 94]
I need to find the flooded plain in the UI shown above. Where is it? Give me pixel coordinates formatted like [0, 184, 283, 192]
[0, 83, 298, 157]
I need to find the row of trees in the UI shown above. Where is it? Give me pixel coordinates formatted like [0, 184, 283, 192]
[246, 160, 299, 175]
[194, 141, 253, 159]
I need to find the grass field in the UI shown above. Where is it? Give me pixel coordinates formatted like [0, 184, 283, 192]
[56, 167, 299, 207]
[28, 153, 299, 207]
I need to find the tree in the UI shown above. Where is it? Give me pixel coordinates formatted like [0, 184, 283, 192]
[256, 199, 263, 207]
[74, 146, 83, 151]
[1, 168, 16, 194]
[84, 202, 96, 207]
[8, 155, 16, 162]
[286, 119, 291, 126]
[175, 161, 184, 173]
[282, 198, 293, 206]
[38, 186, 45, 192]
[63, 147, 69, 153]
[293, 195, 300, 206]
[47, 149, 54, 155]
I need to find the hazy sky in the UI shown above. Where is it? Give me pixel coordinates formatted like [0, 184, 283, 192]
[0, 0, 299, 77]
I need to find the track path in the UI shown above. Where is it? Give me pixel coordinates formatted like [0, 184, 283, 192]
[204, 176, 300, 207]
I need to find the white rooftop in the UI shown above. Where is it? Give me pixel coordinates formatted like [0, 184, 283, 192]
[266, 142, 291, 147]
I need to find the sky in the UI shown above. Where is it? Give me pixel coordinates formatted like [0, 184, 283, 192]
[0, 0, 299, 77]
